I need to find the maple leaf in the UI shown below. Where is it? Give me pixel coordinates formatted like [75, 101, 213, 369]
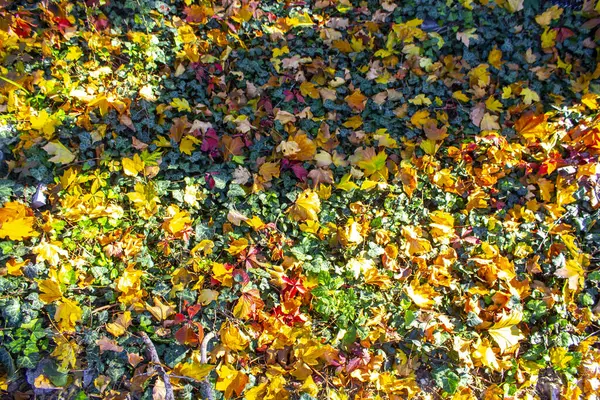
[106, 311, 132, 337]
[300, 81, 320, 99]
[286, 133, 317, 161]
[52, 335, 79, 370]
[30, 110, 60, 137]
[345, 89, 367, 112]
[488, 311, 524, 353]
[0, 202, 38, 240]
[555, 259, 585, 291]
[33, 241, 68, 266]
[145, 297, 175, 321]
[175, 357, 215, 381]
[179, 135, 201, 155]
[55, 298, 83, 332]
[216, 364, 249, 399]
[401, 225, 432, 255]
[171, 98, 191, 112]
[405, 278, 439, 309]
[220, 322, 250, 351]
[233, 285, 265, 319]
[287, 189, 321, 222]
[43, 141, 76, 164]
[122, 154, 145, 177]
[226, 237, 249, 256]
[472, 339, 501, 371]
[520, 88, 540, 105]
[37, 279, 63, 303]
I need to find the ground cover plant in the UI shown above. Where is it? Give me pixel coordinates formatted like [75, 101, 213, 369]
[1, 0, 600, 398]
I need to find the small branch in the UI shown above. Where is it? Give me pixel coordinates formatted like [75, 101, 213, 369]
[199, 332, 217, 400]
[139, 332, 175, 400]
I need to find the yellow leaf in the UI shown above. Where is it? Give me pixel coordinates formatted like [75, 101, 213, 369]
[175, 360, 215, 381]
[480, 113, 500, 131]
[65, 46, 83, 61]
[452, 91, 470, 102]
[6, 258, 27, 276]
[336, 174, 359, 191]
[402, 225, 432, 255]
[212, 262, 233, 287]
[170, 98, 191, 112]
[555, 258, 585, 291]
[357, 150, 388, 177]
[472, 339, 501, 371]
[33, 241, 68, 266]
[410, 109, 430, 127]
[550, 347, 573, 369]
[122, 154, 145, 177]
[145, 297, 175, 321]
[180, 135, 201, 155]
[226, 237, 248, 256]
[38, 279, 63, 303]
[162, 205, 192, 235]
[485, 96, 503, 112]
[43, 141, 76, 164]
[106, 311, 132, 337]
[488, 47, 502, 69]
[191, 239, 215, 256]
[55, 298, 82, 332]
[31, 110, 60, 137]
[488, 311, 524, 353]
[220, 322, 250, 351]
[405, 278, 438, 309]
[0, 202, 38, 240]
[215, 364, 249, 399]
[287, 189, 321, 222]
[300, 81, 320, 99]
[345, 89, 367, 112]
[505, 0, 524, 13]
[343, 115, 363, 129]
[52, 335, 79, 370]
[520, 88, 540, 105]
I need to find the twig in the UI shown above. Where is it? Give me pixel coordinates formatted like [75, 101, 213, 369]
[139, 332, 175, 400]
[199, 332, 217, 400]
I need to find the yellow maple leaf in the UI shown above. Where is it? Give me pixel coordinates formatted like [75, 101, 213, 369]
[106, 311, 132, 337]
[520, 87, 540, 105]
[180, 135, 201, 155]
[300, 81, 320, 99]
[357, 150, 388, 178]
[472, 338, 501, 371]
[162, 205, 192, 235]
[0, 201, 38, 240]
[52, 335, 79, 370]
[33, 241, 68, 266]
[226, 237, 248, 256]
[488, 311, 524, 353]
[55, 298, 82, 332]
[488, 47, 503, 69]
[145, 297, 175, 321]
[345, 89, 367, 112]
[170, 97, 191, 112]
[42, 141, 76, 164]
[38, 279, 63, 303]
[410, 109, 430, 128]
[220, 322, 250, 351]
[30, 110, 60, 137]
[287, 189, 321, 222]
[122, 154, 145, 177]
[405, 278, 439, 308]
[127, 182, 160, 219]
[555, 258, 585, 291]
[452, 91, 470, 102]
[336, 173, 359, 192]
[216, 364, 249, 399]
[174, 357, 215, 381]
[401, 225, 432, 255]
